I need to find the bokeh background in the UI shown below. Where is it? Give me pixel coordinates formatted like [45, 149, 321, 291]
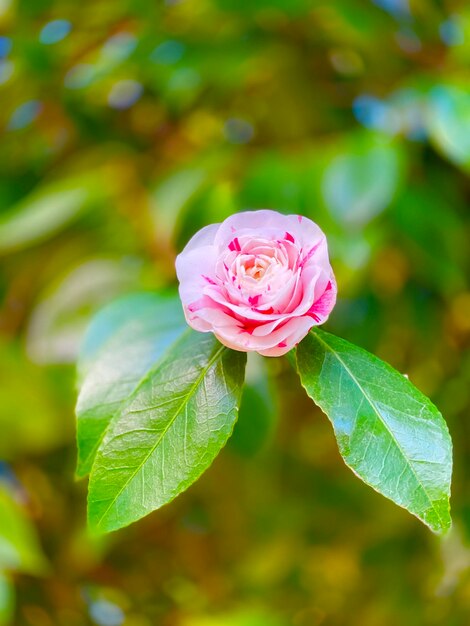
[1, 0, 470, 624]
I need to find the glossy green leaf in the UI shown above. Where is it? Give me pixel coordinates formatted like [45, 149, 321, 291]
[0, 488, 47, 575]
[87, 330, 246, 533]
[76, 292, 188, 477]
[296, 329, 452, 534]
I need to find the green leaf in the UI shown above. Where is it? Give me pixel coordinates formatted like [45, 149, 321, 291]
[0, 343, 71, 459]
[151, 167, 207, 234]
[87, 330, 246, 533]
[0, 173, 104, 255]
[76, 292, 188, 477]
[322, 136, 403, 227]
[27, 257, 142, 365]
[296, 329, 452, 534]
[229, 353, 278, 458]
[427, 85, 470, 169]
[0, 573, 14, 626]
[0, 488, 48, 575]
[391, 184, 467, 296]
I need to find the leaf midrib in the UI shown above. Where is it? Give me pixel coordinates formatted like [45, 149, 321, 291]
[310, 330, 447, 530]
[92, 340, 227, 529]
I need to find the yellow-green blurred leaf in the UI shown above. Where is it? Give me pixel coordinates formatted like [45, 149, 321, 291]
[0, 488, 47, 576]
[0, 174, 107, 255]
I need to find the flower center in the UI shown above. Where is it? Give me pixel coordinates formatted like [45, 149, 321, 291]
[243, 256, 270, 281]
[220, 237, 297, 307]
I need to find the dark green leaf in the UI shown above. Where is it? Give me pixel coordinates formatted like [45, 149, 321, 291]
[87, 330, 246, 533]
[296, 329, 452, 534]
[229, 354, 277, 457]
[0, 573, 14, 626]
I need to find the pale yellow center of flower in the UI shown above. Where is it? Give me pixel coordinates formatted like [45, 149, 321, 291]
[243, 257, 270, 281]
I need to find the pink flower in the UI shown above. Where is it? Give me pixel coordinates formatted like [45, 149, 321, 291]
[175, 210, 337, 357]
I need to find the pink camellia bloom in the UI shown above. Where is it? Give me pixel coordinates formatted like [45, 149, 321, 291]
[175, 210, 337, 357]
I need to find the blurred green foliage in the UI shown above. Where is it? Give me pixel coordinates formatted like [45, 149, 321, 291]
[0, 0, 470, 624]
